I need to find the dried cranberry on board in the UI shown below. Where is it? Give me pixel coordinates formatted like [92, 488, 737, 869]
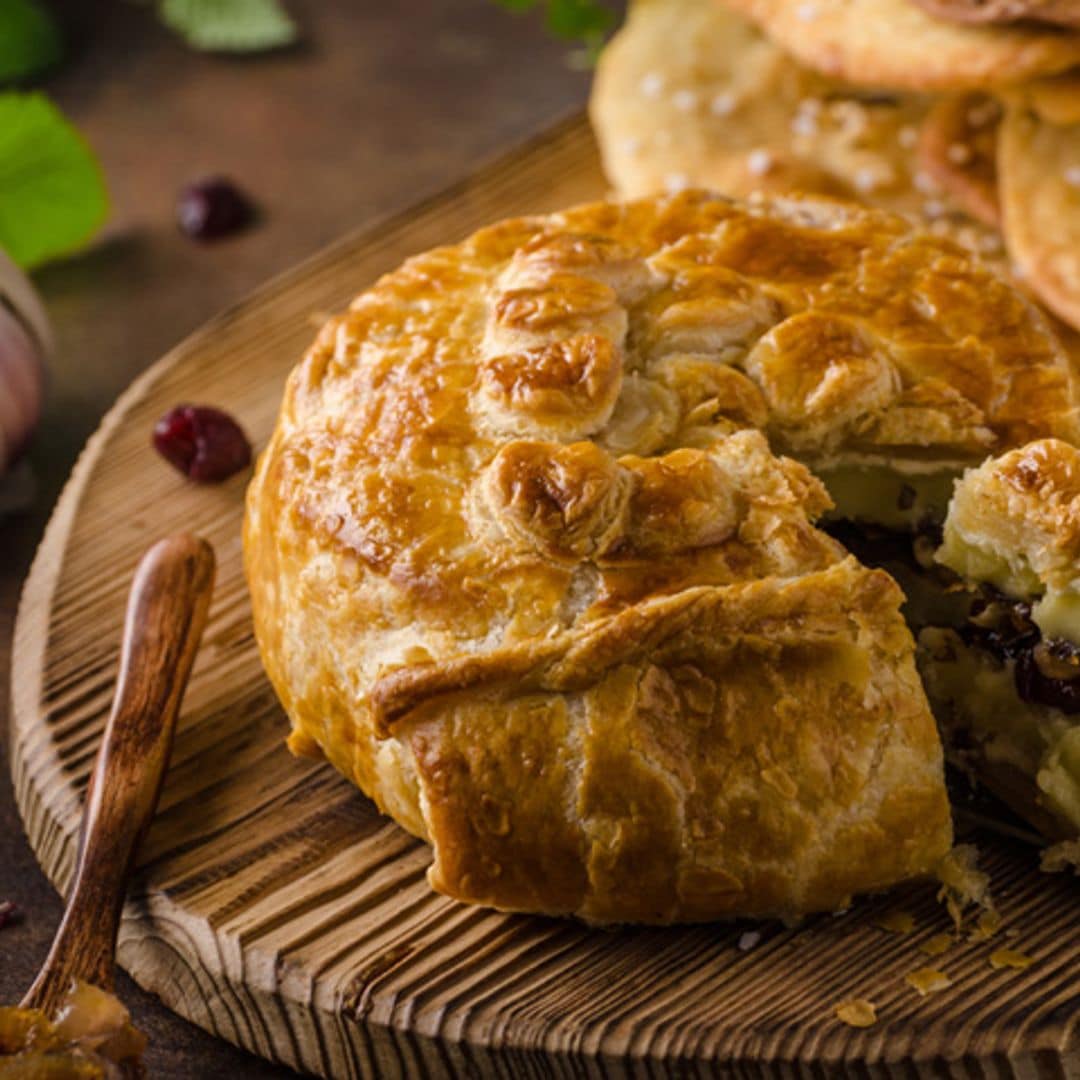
[176, 178, 254, 241]
[0, 900, 20, 930]
[153, 405, 252, 483]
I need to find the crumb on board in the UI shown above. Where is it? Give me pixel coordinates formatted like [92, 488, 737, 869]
[989, 949, 1035, 971]
[919, 933, 954, 957]
[936, 845, 994, 930]
[875, 910, 915, 934]
[737, 930, 762, 951]
[968, 908, 1002, 942]
[905, 967, 953, 996]
[0, 900, 19, 931]
[835, 999, 877, 1028]
[1040, 840, 1080, 874]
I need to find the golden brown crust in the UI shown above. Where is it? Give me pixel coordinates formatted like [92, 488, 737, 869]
[245, 190, 1080, 922]
[718, 0, 1080, 91]
[407, 561, 950, 922]
[942, 438, 1080, 592]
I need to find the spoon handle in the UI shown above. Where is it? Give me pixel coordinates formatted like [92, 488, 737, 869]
[21, 533, 215, 1015]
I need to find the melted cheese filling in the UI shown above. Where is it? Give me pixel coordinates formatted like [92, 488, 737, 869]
[918, 628, 1080, 833]
[817, 465, 958, 530]
[936, 528, 1080, 643]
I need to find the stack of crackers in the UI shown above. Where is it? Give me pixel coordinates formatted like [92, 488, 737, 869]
[591, 0, 1080, 331]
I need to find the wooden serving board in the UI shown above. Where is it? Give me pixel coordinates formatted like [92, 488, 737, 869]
[10, 114, 1079, 1079]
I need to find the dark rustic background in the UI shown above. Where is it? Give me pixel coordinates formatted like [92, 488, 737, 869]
[0, 3, 599, 1074]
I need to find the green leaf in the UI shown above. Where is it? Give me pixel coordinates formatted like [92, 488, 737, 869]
[0, 93, 108, 269]
[544, 0, 615, 40]
[494, 0, 539, 10]
[0, 0, 63, 83]
[159, 0, 297, 53]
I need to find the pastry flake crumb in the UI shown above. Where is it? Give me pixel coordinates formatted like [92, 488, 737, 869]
[989, 949, 1035, 971]
[919, 933, 954, 957]
[875, 910, 915, 934]
[737, 930, 762, 951]
[1040, 839, 1080, 874]
[905, 967, 953, 996]
[936, 845, 994, 930]
[967, 908, 1002, 942]
[835, 999, 877, 1028]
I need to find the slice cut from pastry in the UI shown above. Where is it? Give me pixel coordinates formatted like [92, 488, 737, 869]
[245, 191, 959, 923]
[718, 0, 1080, 91]
[918, 440, 1080, 839]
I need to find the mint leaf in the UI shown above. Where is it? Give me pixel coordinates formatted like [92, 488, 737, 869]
[0, 93, 108, 269]
[0, 0, 63, 83]
[159, 0, 297, 53]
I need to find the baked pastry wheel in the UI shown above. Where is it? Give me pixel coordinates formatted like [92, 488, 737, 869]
[918, 441, 1080, 840]
[246, 189, 1080, 922]
[590, 0, 1080, 334]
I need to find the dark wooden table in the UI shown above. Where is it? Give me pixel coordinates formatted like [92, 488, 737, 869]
[0, 3, 593, 1074]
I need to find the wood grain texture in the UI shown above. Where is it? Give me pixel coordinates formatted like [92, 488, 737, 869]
[9, 115, 1080, 1079]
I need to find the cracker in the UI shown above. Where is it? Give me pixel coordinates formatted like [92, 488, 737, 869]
[911, 0, 1080, 28]
[591, 0, 834, 201]
[999, 105, 1080, 331]
[917, 94, 1002, 226]
[1005, 70, 1080, 126]
[591, 0, 1003, 260]
[719, 0, 1080, 90]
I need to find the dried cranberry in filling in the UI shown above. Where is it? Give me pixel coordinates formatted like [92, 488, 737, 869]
[961, 591, 1039, 663]
[1014, 649, 1080, 715]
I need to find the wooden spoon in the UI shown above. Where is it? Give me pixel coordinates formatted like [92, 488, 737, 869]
[20, 533, 215, 1017]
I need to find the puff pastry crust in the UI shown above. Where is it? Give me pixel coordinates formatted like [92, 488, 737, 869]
[938, 438, 1080, 598]
[242, 192, 988, 922]
[591, 0, 1080, 336]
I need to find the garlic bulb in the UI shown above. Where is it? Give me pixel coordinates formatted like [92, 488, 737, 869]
[0, 249, 50, 476]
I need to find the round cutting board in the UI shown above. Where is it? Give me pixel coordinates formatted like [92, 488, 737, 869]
[10, 117, 1079, 1079]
